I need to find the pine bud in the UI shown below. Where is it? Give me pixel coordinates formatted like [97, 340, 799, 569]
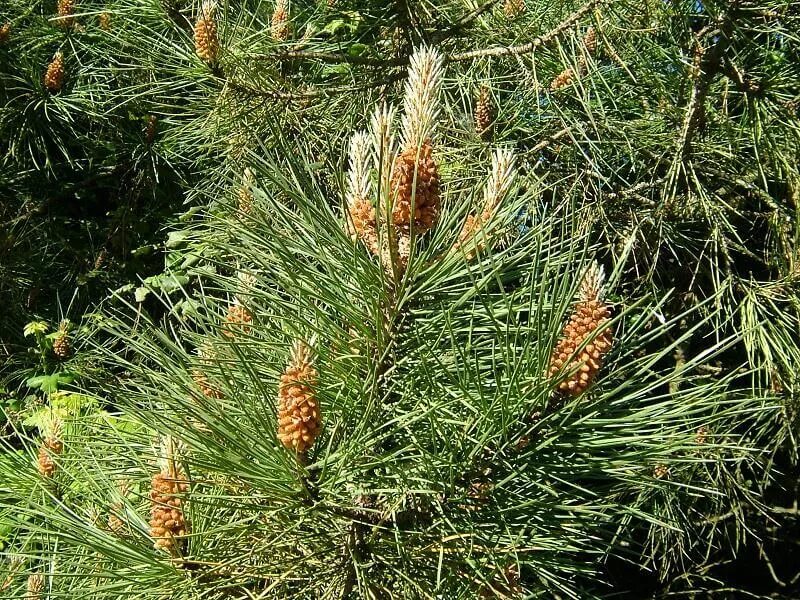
[550, 66, 576, 91]
[194, 1, 220, 63]
[454, 149, 515, 258]
[474, 86, 494, 139]
[271, 0, 290, 41]
[26, 574, 45, 600]
[37, 416, 64, 478]
[150, 440, 189, 555]
[222, 302, 253, 338]
[547, 263, 613, 396]
[0, 22, 10, 44]
[345, 132, 380, 254]
[98, 12, 111, 31]
[277, 341, 321, 455]
[390, 141, 440, 232]
[44, 52, 65, 93]
[504, 0, 525, 18]
[56, 0, 76, 28]
[53, 320, 71, 359]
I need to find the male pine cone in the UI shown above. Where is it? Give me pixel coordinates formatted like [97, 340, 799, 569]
[37, 423, 63, 478]
[390, 141, 440, 233]
[44, 52, 65, 93]
[504, 0, 525, 18]
[194, 1, 219, 63]
[53, 324, 71, 359]
[277, 341, 321, 454]
[271, 0, 290, 41]
[548, 264, 613, 396]
[475, 86, 494, 138]
[149, 470, 189, 554]
[57, 0, 76, 28]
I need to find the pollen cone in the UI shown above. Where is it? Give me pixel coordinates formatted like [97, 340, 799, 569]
[44, 52, 65, 93]
[390, 141, 440, 233]
[277, 341, 321, 455]
[37, 416, 63, 478]
[547, 263, 613, 396]
[194, 1, 220, 63]
[149, 443, 189, 555]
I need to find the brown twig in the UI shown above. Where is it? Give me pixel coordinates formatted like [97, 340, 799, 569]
[449, 0, 607, 61]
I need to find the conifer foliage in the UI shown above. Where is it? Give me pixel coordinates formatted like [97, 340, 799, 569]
[1, 0, 799, 598]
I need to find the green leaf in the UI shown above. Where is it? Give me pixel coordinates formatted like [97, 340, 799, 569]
[23, 321, 49, 337]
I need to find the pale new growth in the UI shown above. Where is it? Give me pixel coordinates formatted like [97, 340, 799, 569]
[200, 0, 216, 18]
[242, 167, 254, 187]
[291, 338, 312, 367]
[43, 413, 63, 440]
[399, 47, 444, 150]
[158, 435, 184, 477]
[235, 270, 256, 305]
[579, 262, 606, 302]
[481, 149, 516, 214]
[369, 103, 397, 185]
[346, 132, 372, 210]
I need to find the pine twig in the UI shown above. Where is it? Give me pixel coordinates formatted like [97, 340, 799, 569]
[449, 0, 608, 61]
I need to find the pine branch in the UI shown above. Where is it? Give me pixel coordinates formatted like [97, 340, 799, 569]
[450, 0, 608, 61]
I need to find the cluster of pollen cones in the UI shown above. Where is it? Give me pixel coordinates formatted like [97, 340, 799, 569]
[550, 27, 598, 91]
[345, 48, 517, 274]
[547, 263, 613, 396]
[44, 52, 65, 93]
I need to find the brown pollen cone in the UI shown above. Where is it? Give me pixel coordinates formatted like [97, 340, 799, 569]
[44, 52, 65, 93]
[144, 114, 157, 144]
[584, 26, 597, 55]
[0, 22, 11, 44]
[348, 196, 379, 255]
[390, 141, 440, 233]
[192, 369, 223, 399]
[53, 330, 71, 359]
[475, 86, 494, 139]
[271, 3, 290, 41]
[37, 434, 63, 478]
[504, 0, 525, 18]
[222, 303, 253, 338]
[547, 270, 612, 396]
[277, 342, 321, 455]
[194, 5, 219, 63]
[149, 470, 189, 554]
[550, 66, 576, 91]
[98, 12, 111, 30]
[57, 0, 76, 28]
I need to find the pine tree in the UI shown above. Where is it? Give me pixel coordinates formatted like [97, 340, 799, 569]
[1, 0, 799, 598]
